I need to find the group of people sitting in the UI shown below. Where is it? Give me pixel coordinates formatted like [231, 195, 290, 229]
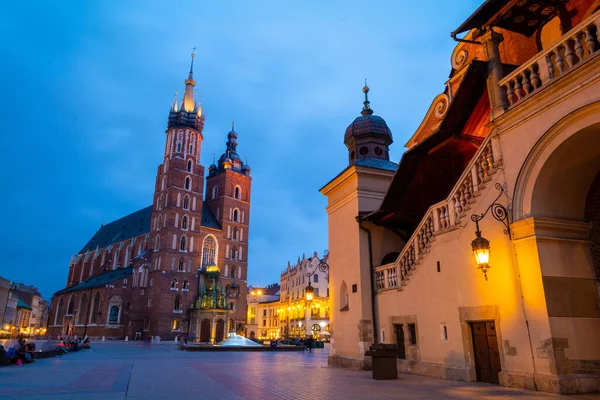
[56, 335, 91, 353]
[0, 336, 37, 365]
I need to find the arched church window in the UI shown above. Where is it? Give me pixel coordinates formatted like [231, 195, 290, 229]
[182, 215, 188, 230]
[233, 209, 239, 222]
[161, 176, 166, 191]
[178, 258, 185, 272]
[233, 227, 238, 240]
[67, 296, 74, 315]
[54, 298, 64, 325]
[185, 177, 191, 190]
[180, 236, 187, 252]
[183, 195, 189, 210]
[183, 279, 190, 290]
[234, 186, 241, 199]
[201, 235, 217, 268]
[187, 159, 193, 172]
[171, 278, 177, 289]
[231, 246, 237, 260]
[177, 142, 182, 152]
[154, 235, 160, 251]
[189, 144, 193, 155]
[230, 266, 236, 280]
[212, 186, 218, 199]
[90, 293, 100, 324]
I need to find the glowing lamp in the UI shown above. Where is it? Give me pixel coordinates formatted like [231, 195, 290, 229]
[471, 229, 491, 280]
[206, 264, 220, 273]
[305, 282, 314, 302]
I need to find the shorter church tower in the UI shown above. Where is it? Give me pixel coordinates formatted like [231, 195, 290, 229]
[205, 123, 252, 333]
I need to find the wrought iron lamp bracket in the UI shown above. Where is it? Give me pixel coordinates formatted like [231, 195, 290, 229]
[470, 183, 512, 239]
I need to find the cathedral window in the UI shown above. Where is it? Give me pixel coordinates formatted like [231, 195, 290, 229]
[233, 208, 239, 222]
[178, 258, 185, 272]
[201, 235, 218, 268]
[161, 176, 166, 191]
[174, 295, 181, 311]
[54, 298, 64, 326]
[189, 144, 193, 155]
[171, 278, 177, 289]
[180, 236, 187, 252]
[212, 186, 218, 199]
[90, 293, 100, 324]
[233, 227, 238, 240]
[177, 142, 182, 152]
[185, 177, 191, 190]
[154, 235, 160, 251]
[172, 319, 179, 331]
[181, 215, 188, 230]
[234, 186, 241, 199]
[231, 246, 237, 260]
[67, 296, 75, 315]
[183, 195, 190, 210]
[187, 159, 193, 172]
[78, 294, 88, 325]
[183, 279, 189, 290]
[230, 266, 236, 280]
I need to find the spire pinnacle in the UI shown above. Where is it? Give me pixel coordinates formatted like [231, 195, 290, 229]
[231, 118, 235, 132]
[182, 48, 197, 112]
[361, 78, 373, 116]
[172, 90, 178, 112]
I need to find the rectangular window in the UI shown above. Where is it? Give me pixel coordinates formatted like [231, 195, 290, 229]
[408, 323, 417, 345]
[263, 310, 267, 317]
[352, 284, 357, 293]
[262, 320, 266, 326]
[314, 288, 319, 297]
[394, 324, 406, 359]
[313, 274, 318, 283]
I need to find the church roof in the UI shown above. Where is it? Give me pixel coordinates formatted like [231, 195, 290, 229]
[79, 206, 153, 254]
[201, 203, 221, 230]
[344, 114, 392, 143]
[16, 297, 32, 310]
[79, 202, 223, 255]
[55, 266, 133, 295]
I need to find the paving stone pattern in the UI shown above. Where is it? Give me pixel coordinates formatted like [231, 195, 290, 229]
[0, 343, 599, 400]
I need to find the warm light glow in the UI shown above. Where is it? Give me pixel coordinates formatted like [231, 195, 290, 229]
[257, 290, 263, 296]
[306, 292, 314, 302]
[473, 247, 490, 266]
[206, 265, 220, 273]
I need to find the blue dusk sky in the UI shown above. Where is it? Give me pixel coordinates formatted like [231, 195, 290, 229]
[0, 0, 482, 298]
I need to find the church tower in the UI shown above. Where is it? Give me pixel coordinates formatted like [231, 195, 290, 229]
[146, 52, 206, 337]
[205, 123, 252, 323]
[344, 82, 393, 165]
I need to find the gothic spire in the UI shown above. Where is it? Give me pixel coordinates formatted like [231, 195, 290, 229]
[171, 90, 178, 112]
[182, 49, 196, 113]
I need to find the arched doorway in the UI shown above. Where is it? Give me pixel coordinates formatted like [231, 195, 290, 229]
[513, 106, 600, 380]
[199, 319, 211, 342]
[215, 319, 225, 343]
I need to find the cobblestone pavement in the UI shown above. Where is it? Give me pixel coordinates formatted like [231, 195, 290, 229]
[0, 342, 599, 400]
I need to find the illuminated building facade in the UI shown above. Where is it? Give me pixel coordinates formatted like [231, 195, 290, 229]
[322, 0, 600, 395]
[48, 54, 252, 341]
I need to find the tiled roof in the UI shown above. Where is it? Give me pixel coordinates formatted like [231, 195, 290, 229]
[55, 266, 133, 295]
[344, 114, 392, 142]
[353, 158, 398, 172]
[201, 203, 222, 230]
[79, 207, 152, 254]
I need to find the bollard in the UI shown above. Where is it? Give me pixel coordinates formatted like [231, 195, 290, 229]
[125, 336, 128, 342]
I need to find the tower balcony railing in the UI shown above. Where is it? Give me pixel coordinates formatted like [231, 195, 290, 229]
[374, 132, 503, 292]
[499, 10, 600, 109]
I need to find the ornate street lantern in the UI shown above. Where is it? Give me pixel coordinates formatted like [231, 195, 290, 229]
[305, 282, 314, 302]
[471, 227, 491, 280]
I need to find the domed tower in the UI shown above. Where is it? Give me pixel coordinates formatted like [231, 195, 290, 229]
[344, 82, 393, 165]
[205, 122, 252, 335]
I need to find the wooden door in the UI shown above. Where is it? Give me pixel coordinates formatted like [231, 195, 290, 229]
[200, 319, 211, 342]
[471, 321, 501, 384]
[215, 319, 225, 343]
[394, 324, 406, 359]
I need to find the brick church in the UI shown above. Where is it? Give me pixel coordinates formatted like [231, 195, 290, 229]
[48, 54, 252, 341]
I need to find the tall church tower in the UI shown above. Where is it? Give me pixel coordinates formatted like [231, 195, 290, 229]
[145, 52, 207, 337]
[205, 123, 252, 330]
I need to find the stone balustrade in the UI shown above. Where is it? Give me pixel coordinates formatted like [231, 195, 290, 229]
[374, 135, 502, 292]
[500, 11, 600, 108]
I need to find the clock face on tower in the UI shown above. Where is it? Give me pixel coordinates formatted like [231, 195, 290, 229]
[375, 146, 383, 156]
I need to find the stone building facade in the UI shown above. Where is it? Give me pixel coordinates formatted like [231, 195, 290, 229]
[323, 0, 600, 395]
[48, 54, 252, 341]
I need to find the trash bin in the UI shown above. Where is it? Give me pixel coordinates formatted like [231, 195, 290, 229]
[365, 344, 401, 380]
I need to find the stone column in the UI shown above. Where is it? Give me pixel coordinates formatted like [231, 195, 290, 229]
[481, 29, 508, 120]
[210, 315, 216, 343]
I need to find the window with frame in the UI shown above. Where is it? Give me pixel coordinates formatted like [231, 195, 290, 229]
[187, 159, 193, 172]
[108, 305, 120, 325]
[180, 236, 187, 251]
[183, 279, 189, 290]
[172, 319, 179, 331]
[174, 295, 181, 311]
[233, 209, 239, 222]
[171, 279, 177, 289]
[178, 258, 185, 272]
[183, 196, 190, 210]
[234, 186, 241, 199]
[185, 177, 191, 190]
[408, 323, 417, 345]
[231, 246, 237, 260]
[201, 235, 217, 268]
[313, 274, 318, 283]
